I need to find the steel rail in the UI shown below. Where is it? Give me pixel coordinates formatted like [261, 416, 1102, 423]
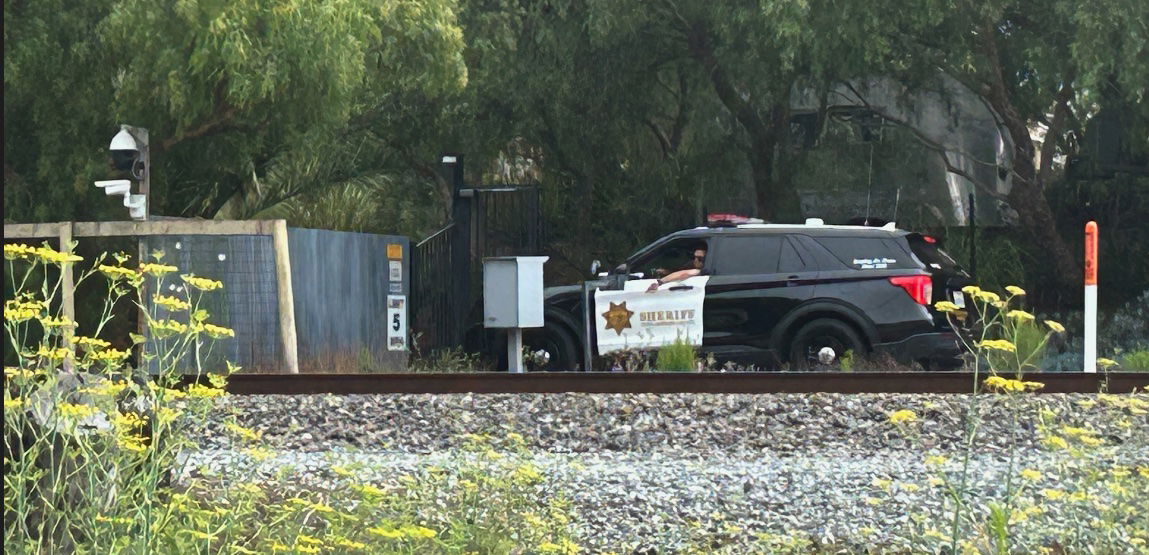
[213, 372, 1149, 395]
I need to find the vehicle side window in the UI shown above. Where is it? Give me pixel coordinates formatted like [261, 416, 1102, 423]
[632, 238, 710, 278]
[713, 236, 783, 275]
[814, 236, 919, 270]
[778, 238, 808, 273]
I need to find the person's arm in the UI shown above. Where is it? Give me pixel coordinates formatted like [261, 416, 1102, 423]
[645, 268, 701, 292]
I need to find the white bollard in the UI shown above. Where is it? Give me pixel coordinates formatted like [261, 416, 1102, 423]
[1083, 222, 1098, 373]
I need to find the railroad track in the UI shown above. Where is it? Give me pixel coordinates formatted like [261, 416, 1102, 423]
[213, 372, 1149, 395]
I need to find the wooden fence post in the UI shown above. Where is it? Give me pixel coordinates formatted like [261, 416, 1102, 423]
[60, 222, 76, 371]
[272, 220, 300, 374]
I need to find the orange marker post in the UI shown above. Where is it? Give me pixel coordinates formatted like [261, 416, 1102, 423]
[1084, 222, 1098, 373]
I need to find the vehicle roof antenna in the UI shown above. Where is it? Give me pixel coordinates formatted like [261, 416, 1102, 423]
[893, 186, 900, 224]
[864, 140, 874, 224]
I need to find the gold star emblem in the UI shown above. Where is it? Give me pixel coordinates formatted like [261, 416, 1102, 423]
[602, 301, 634, 336]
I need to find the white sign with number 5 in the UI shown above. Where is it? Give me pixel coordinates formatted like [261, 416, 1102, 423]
[387, 295, 407, 351]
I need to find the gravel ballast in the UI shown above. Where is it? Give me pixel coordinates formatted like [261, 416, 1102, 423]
[184, 393, 1148, 551]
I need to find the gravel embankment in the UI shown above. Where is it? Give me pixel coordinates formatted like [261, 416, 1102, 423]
[182, 393, 1149, 551]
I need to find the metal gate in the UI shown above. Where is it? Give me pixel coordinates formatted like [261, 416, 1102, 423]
[411, 155, 542, 355]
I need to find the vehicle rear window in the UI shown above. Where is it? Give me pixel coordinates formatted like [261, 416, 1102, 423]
[907, 235, 963, 273]
[814, 236, 919, 270]
[714, 236, 784, 274]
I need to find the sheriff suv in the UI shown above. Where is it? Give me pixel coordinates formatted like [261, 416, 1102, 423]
[524, 218, 971, 371]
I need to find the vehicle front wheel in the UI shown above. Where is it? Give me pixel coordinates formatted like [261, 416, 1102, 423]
[523, 324, 580, 371]
[787, 318, 867, 370]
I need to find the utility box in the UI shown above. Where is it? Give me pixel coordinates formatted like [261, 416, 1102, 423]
[483, 256, 549, 328]
[483, 256, 549, 373]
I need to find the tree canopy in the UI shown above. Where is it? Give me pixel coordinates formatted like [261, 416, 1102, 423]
[5, 0, 1147, 302]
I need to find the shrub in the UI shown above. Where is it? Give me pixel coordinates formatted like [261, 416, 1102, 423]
[655, 337, 696, 372]
[1120, 349, 1149, 371]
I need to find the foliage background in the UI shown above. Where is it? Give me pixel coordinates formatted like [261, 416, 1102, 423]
[5, 0, 1148, 310]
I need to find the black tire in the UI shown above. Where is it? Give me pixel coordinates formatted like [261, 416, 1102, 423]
[787, 318, 867, 370]
[523, 324, 580, 371]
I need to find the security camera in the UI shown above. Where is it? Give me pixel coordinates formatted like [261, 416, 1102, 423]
[109, 128, 141, 174]
[94, 179, 131, 197]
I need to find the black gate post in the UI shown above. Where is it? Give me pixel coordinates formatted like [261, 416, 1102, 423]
[968, 192, 977, 281]
[444, 154, 469, 348]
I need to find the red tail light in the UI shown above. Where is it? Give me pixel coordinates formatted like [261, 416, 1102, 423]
[922, 235, 937, 244]
[889, 275, 933, 305]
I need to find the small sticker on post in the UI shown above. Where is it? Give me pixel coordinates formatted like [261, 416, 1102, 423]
[387, 244, 403, 260]
[389, 260, 402, 282]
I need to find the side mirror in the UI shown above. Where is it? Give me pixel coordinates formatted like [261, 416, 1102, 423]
[589, 259, 601, 277]
[613, 263, 628, 274]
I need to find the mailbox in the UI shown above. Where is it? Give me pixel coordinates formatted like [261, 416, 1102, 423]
[483, 256, 549, 328]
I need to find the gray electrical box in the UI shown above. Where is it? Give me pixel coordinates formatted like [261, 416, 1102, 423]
[483, 256, 549, 328]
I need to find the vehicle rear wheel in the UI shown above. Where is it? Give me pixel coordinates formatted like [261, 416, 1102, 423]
[523, 324, 580, 371]
[788, 318, 867, 370]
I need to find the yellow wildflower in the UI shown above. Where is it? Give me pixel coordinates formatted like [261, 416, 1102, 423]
[927, 476, 945, 487]
[1022, 381, 1044, 391]
[1079, 435, 1103, 447]
[923, 529, 950, 542]
[900, 483, 921, 493]
[888, 409, 917, 424]
[37, 346, 72, 360]
[4, 243, 36, 260]
[244, 447, 275, 461]
[89, 348, 130, 362]
[512, 464, 543, 484]
[270, 544, 291, 552]
[139, 263, 178, 276]
[332, 465, 354, 477]
[311, 503, 336, 514]
[984, 376, 1008, 390]
[976, 339, 1016, 353]
[353, 484, 386, 497]
[1043, 436, 1069, 450]
[153, 295, 191, 311]
[1076, 399, 1097, 409]
[202, 323, 236, 339]
[961, 285, 982, 296]
[32, 246, 83, 265]
[296, 546, 319, 555]
[5, 398, 25, 410]
[150, 319, 188, 337]
[1020, 469, 1042, 481]
[974, 290, 1001, 304]
[522, 512, 547, 528]
[871, 478, 892, 491]
[98, 265, 142, 281]
[934, 301, 960, 313]
[400, 525, 437, 539]
[39, 316, 77, 328]
[1005, 285, 1026, 296]
[296, 535, 322, 545]
[1096, 358, 1119, 369]
[181, 274, 223, 291]
[58, 403, 99, 420]
[367, 527, 403, 539]
[225, 422, 262, 442]
[1044, 320, 1065, 333]
[336, 539, 366, 550]
[187, 384, 226, 398]
[1137, 466, 1149, 478]
[72, 336, 112, 349]
[1006, 310, 1035, 323]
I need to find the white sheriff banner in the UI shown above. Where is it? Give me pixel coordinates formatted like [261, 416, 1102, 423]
[594, 276, 708, 354]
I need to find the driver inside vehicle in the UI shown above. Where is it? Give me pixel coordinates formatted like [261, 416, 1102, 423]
[646, 245, 707, 292]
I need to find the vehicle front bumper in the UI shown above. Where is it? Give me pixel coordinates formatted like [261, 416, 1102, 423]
[874, 332, 964, 365]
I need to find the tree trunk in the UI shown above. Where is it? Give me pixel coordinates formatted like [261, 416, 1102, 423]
[979, 19, 1077, 296]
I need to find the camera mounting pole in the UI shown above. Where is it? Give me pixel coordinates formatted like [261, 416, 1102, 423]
[122, 125, 150, 221]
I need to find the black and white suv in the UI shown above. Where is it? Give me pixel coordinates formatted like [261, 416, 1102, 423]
[524, 218, 971, 371]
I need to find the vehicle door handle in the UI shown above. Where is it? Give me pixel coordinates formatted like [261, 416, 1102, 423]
[669, 285, 693, 291]
[786, 275, 801, 286]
